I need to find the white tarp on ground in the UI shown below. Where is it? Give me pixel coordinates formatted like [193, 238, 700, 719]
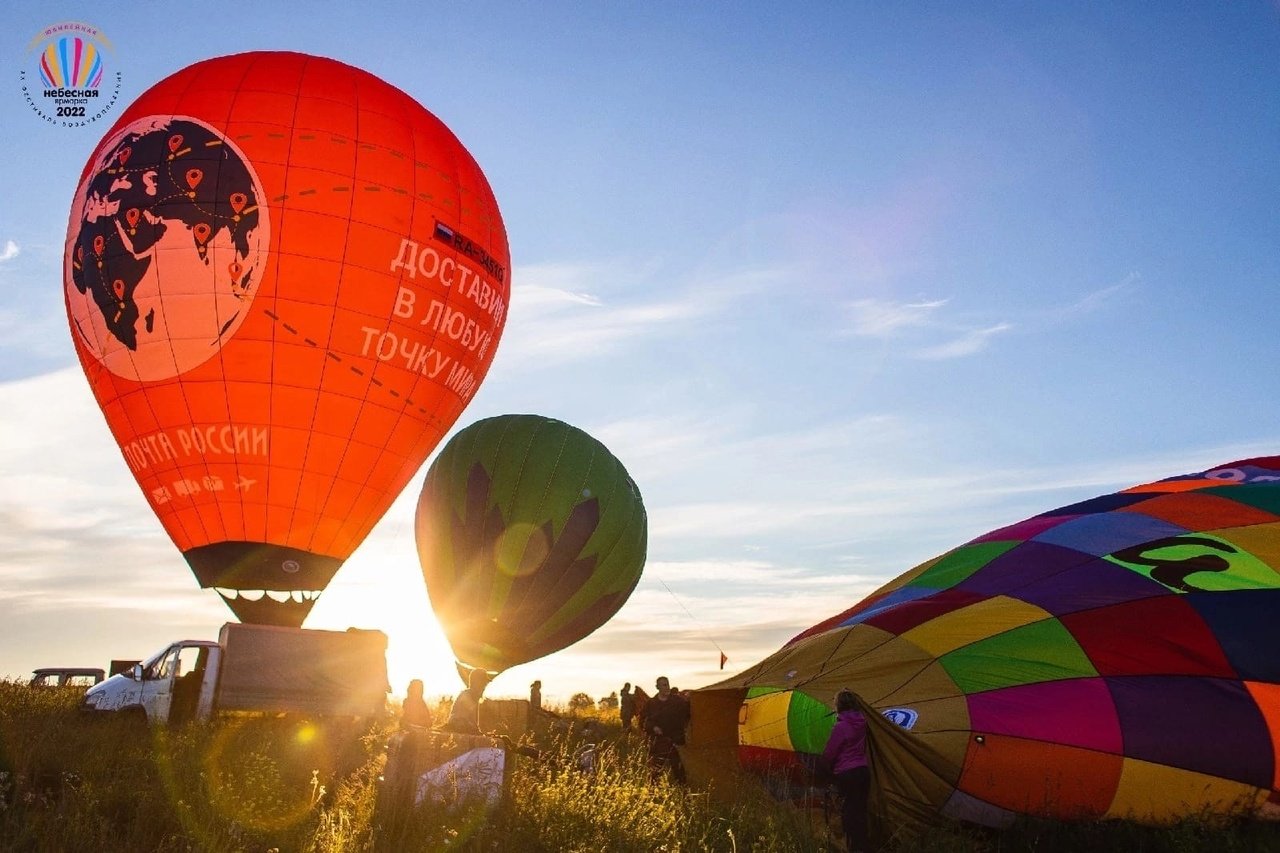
[414, 747, 507, 807]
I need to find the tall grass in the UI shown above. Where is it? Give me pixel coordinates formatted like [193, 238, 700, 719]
[0, 678, 379, 851]
[2, 680, 1278, 851]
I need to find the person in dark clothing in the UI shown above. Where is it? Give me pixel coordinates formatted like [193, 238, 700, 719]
[401, 679, 432, 729]
[169, 648, 208, 726]
[821, 689, 870, 853]
[620, 682, 635, 731]
[640, 676, 690, 782]
[530, 680, 542, 711]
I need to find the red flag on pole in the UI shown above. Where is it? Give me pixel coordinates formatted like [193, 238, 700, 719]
[719, 651, 728, 670]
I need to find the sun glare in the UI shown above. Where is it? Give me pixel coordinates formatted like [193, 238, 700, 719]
[304, 546, 459, 703]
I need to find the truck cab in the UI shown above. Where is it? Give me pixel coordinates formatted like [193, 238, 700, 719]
[83, 640, 220, 725]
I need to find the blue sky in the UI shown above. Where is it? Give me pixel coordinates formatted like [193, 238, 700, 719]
[2, 2, 1278, 703]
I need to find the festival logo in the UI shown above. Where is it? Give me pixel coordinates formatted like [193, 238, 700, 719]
[19, 21, 122, 127]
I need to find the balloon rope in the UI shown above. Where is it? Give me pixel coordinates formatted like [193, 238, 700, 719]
[655, 575, 728, 665]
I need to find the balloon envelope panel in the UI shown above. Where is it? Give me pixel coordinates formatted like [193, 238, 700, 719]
[415, 414, 647, 676]
[697, 457, 1280, 828]
[64, 52, 509, 625]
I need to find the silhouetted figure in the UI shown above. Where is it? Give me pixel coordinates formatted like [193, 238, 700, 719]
[402, 678, 432, 729]
[444, 669, 489, 734]
[640, 675, 690, 783]
[620, 682, 635, 731]
[530, 679, 542, 710]
[169, 648, 208, 726]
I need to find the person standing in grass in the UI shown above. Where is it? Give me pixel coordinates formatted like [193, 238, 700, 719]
[401, 678, 433, 729]
[620, 682, 635, 731]
[444, 668, 489, 734]
[821, 689, 871, 853]
[641, 676, 690, 783]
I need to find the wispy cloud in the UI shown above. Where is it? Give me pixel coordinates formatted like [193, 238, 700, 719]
[601, 411, 914, 484]
[840, 270, 1137, 361]
[623, 408, 1280, 561]
[0, 241, 18, 263]
[913, 322, 1012, 359]
[1030, 272, 1140, 326]
[1064, 275, 1137, 315]
[845, 298, 949, 337]
[843, 297, 1012, 360]
[494, 260, 781, 368]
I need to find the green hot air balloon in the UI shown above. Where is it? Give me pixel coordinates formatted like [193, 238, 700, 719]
[415, 414, 647, 679]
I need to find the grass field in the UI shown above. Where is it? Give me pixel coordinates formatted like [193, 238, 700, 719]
[2, 680, 1277, 852]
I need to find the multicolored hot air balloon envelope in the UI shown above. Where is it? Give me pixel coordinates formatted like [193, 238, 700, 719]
[64, 52, 509, 626]
[40, 36, 104, 89]
[415, 415, 647, 680]
[688, 457, 1280, 834]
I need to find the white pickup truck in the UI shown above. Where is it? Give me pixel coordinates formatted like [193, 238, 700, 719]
[81, 622, 390, 726]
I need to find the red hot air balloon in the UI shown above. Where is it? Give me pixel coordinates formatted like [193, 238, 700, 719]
[63, 52, 510, 626]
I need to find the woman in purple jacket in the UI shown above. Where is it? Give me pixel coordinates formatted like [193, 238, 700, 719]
[821, 689, 870, 852]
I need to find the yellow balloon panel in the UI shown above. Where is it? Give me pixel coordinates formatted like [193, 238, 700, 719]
[1105, 758, 1267, 824]
[901, 596, 1051, 658]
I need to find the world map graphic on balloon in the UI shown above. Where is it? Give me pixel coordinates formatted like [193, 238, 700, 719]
[65, 115, 268, 381]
